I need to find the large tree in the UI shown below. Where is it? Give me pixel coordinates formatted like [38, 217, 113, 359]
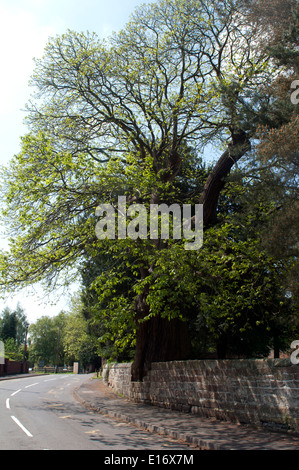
[0, 0, 294, 379]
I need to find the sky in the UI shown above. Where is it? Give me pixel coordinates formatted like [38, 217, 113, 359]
[0, 0, 153, 323]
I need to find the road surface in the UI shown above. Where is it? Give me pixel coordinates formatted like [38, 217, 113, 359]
[0, 374, 192, 450]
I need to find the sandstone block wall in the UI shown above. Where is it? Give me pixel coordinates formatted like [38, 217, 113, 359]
[103, 359, 299, 431]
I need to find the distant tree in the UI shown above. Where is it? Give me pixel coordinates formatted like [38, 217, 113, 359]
[0, 304, 28, 345]
[0, 307, 17, 341]
[29, 313, 66, 366]
[63, 294, 101, 370]
[2, 338, 23, 361]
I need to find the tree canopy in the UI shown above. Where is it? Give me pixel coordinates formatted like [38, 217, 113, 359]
[0, 0, 276, 287]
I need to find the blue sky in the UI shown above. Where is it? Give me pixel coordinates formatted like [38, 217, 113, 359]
[0, 0, 153, 322]
[0, 0, 153, 163]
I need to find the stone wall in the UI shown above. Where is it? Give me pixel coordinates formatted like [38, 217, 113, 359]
[103, 362, 132, 398]
[103, 359, 299, 431]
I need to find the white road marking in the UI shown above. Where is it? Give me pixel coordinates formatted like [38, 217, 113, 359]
[25, 382, 39, 388]
[11, 415, 33, 437]
[4, 377, 78, 441]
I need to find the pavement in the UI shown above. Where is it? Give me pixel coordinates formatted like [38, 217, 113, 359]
[73, 375, 299, 451]
[1, 373, 299, 450]
[0, 372, 49, 381]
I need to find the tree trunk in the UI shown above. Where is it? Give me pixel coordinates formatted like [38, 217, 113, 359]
[200, 131, 251, 225]
[132, 314, 191, 382]
[216, 334, 228, 359]
[131, 273, 191, 382]
[273, 331, 280, 359]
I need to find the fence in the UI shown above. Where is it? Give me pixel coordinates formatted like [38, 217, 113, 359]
[33, 366, 73, 374]
[0, 358, 29, 376]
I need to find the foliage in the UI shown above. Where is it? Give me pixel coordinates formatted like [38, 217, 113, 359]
[81, 250, 136, 362]
[241, 0, 299, 309]
[28, 313, 66, 366]
[0, 0, 276, 292]
[80, 184, 297, 359]
[2, 337, 23, 361]
[79, 146, 208, 361]
[0, 304, 28, 361]
[0, 304, 28, 344]
[63, 294, 101, 369]
[28, 297, 101, 368]
[142, 222, 295, 357]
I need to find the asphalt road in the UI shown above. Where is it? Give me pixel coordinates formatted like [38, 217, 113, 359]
[0, 374, 191, 450]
